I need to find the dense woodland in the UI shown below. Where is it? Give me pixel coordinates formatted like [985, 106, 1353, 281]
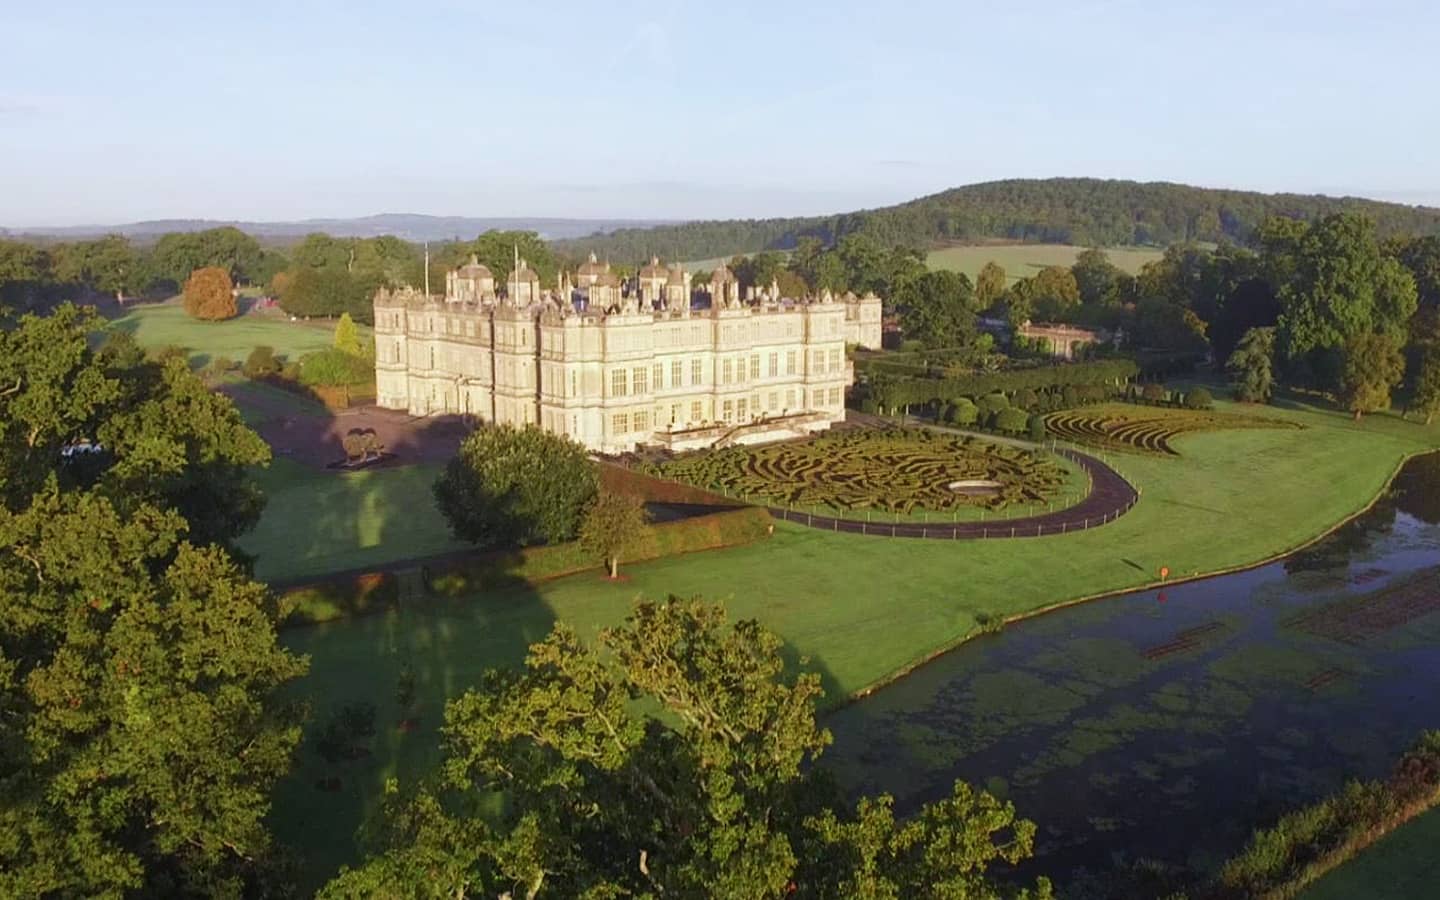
[554, 178, 1440, 262]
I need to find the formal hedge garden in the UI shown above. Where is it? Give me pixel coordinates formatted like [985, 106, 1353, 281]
[1045, 404, 1301, 456]
[856, 358, 1139, 413]
[648, 428, 1071, 515]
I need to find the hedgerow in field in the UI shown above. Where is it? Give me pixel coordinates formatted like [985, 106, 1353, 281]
[1044, 404, 1299, 456]
[650, 428, 1066, 514]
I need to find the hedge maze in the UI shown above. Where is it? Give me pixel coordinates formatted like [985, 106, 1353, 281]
[1045, 404, 1300, 456]
[652, 429, 1067, 514]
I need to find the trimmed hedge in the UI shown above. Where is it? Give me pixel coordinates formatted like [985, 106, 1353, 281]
[994, 407, 1029, 434]
[426, 506, 774, 598]
[860, 358, 1139, 411]
[598, 461, 733, 506]
[1185, 386, 1215, 409]
[274, 507, 773, 624]
[298, 347, 374, 387]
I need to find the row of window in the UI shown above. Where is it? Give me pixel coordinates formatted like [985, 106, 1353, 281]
[606, 348, 842, 397]
[608, 387, 844, 435]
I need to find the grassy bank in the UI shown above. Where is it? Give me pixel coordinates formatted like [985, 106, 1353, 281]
[925, 243, 1163, 282]
[1300, 806, 1440, 899]
[1215, 732, 1440, 900]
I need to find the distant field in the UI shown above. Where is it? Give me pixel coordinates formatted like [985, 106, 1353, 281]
[108, 302, 369, 367]
[681, 251, 790, 271]
[926, 244, 1163, 282]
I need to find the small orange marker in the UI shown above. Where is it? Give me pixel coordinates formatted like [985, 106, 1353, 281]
[1159, 566, 1170, 581]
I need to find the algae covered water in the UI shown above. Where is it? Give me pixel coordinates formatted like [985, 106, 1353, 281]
[824, 452, 1440, 883]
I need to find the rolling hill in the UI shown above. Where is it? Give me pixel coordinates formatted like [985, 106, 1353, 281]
[2, 213, 678, 245]
[552, 178, 1440, 262]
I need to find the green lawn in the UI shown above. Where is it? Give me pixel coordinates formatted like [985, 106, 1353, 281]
[241, 459, 467, 583]
[1299, 807, 1440, 900]
[220, 377, 330, 426]
[269, 395, 1440, 888]
[272, 396, 1440, 697]
[926, 243, 1163, 283]
[108, 302, 367, 367]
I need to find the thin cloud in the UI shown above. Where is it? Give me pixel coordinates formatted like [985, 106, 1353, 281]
[0, 99, 44, 119]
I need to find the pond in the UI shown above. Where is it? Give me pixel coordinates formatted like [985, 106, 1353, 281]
[822, 451, 1440, 887]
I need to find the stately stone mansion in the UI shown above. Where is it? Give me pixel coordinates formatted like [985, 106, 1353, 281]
[373, 254, 883, 453]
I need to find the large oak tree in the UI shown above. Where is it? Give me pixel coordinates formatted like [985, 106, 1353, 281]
[321, 598, 1052, 900]
[0, 305, 306, 897]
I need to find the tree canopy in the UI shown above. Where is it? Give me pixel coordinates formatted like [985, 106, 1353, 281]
[433, 425, 599, 549]
[1339, 332, 1406, 420]
[321, 597, 1052, 900]
[1227, 326, 1277, 404]
[182, 265, 237, 320]
[0, 305, 304, 897]
[1269, 215, 1418, 359]
[897, 269, 978, 347]
[578, 490, 650, 578]
[150, 227, 265, 288]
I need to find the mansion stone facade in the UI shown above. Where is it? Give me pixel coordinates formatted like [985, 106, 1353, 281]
[373, 254, 883, 453]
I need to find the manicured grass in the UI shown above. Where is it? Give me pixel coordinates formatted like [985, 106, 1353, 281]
[241, 459, 467, 583]
[1045, 403, 1301, 456]
[220, 377, 330, 426]
[1300, 807, 1440, 900]
[108, 302, 369, 367]
[269, 394, 1440, 888]
[301, 395, 1440, 697]
[926, 243, 1163, 283]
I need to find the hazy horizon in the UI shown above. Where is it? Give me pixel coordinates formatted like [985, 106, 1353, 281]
[4, 0, 1438, 226]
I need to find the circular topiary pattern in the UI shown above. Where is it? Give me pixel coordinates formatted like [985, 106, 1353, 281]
[1044, 404, 1300, 456]
[652, 429, 1067, 514]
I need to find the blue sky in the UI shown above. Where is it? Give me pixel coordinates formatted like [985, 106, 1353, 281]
[2, 0, 1436, 225]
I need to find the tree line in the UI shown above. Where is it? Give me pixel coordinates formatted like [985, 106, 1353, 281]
[0, 227, 287, 308]
[553, 177, 1440, 263]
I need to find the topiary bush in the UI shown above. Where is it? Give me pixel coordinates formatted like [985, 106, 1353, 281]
[978, 393, 1010, 413]
[1015, 388, 1039, 411]
[207, 355, 235, 378]
[995, 408, 1029, 434]
[1078, 384, 1107, 404]
[1184, 387, 1214, 409]
[950, 399, 978, 427]
[299, 347, 374, 387]
[243, 345, 281, 378]
[1141, 383, 1167, 405]
[1027, 414, 1047, 442]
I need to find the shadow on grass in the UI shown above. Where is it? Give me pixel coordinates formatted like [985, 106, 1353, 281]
[270, 563, 554, 894]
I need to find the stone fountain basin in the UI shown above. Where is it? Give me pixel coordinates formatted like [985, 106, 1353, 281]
[947, 478, 1003, 497]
